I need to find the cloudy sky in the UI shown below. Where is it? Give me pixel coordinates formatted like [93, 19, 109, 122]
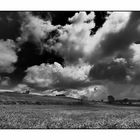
[1, 11, 140, 100]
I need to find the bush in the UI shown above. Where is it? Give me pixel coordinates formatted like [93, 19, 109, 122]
[107, 95, 115, 104]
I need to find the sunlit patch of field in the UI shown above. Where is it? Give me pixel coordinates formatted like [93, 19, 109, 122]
[0, 104, 140, 129]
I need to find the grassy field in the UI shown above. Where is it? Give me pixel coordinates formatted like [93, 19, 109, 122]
[0, 92, 81, 105]
[0, 104, 140, 129]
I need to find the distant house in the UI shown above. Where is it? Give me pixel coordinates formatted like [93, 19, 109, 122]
[21, 89, 30, 94]
[56, 94, 65, 97]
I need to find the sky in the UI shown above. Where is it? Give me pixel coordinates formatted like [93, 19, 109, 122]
[1, 11, 140, 100]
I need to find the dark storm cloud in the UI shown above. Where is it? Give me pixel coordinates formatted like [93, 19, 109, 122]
[0, 76, 10, 86]
[0, 12, 21, 40]
[89, 58, 128, 82]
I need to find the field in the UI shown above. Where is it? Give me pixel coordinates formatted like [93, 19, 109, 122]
[0, 104, 140, 129]
[0, 92, 140, 129]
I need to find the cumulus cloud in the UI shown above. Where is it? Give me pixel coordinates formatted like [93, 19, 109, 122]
[18, 12, 140, 66]
[87, 10, 140, 83]
[18, 12, 58, 44]
[24, 62, 91, 89]
[45, 12, 140, 65]
[50, 12, 95, 64]
[0, 39, 17, 73]
[47, 12, 132, 64]
[18, 12, 135, 65]
[86, 12, 140, 64]
[130, 43, 140, 65]
[15, 12, 140, 99]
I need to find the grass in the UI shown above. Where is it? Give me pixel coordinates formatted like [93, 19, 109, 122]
[0, 104, 140, 128]
[0, 92, 83, 105]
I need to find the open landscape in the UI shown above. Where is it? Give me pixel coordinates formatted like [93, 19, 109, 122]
[1, 104, 140, 129]
[1, 11, 140, 129]
[0, 92, 140, 129]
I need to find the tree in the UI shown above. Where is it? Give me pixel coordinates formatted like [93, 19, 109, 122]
[23, 89, 30, 94]
[123, 98, 129, 104]
[122, 98, 132, 105]
[107, 95, 115, 104]
[101, 99, 104, 102]
[79, 95, 88, 105]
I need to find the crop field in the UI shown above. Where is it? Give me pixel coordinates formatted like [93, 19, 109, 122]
[0, 104, 140, 129]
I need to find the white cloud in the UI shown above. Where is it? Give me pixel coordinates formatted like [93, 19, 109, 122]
[66, 85, 108, 101]
[51, 12, 95, 64]
[42, 89, 65, 96]
[42, 85, 108, 101]
[68, 12, 95, 23]
[18, 12, 59, 43]
[86, 12, 140, 64]
[13, 84, 31, 93]
[113, 58, 127, 64]
[24, 62, 91, 89]
[49, 12, 134, 64]
[18, 12, 140, 66]
[0, 39, 17, 73]
[130, 43, 140, 65]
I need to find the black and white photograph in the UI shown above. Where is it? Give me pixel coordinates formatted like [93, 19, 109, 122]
[1, 10, 140, 129]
